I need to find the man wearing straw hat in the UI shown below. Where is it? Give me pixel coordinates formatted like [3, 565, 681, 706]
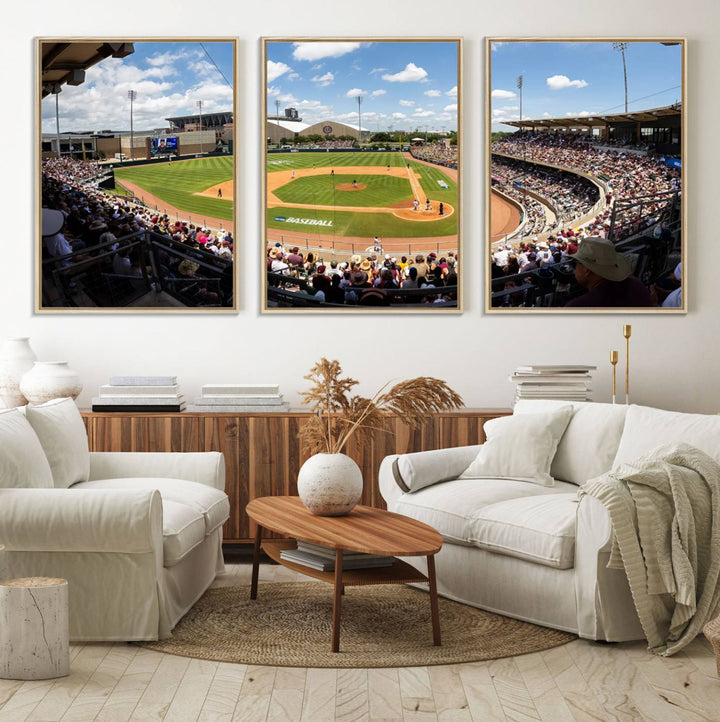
[565, 237, 653, 308]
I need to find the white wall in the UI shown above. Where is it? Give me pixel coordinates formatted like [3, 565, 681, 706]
[3, 0, 718, 414]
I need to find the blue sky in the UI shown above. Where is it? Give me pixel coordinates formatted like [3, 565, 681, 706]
[490, 41, 683, 131]
[266, 41, 459, 133]
[41, 41, 234, 134]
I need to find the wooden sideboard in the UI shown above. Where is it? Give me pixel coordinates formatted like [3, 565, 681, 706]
[81, 409, 510, 543]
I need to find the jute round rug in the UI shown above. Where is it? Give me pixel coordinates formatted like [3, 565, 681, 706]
[139, 583, 575, 668]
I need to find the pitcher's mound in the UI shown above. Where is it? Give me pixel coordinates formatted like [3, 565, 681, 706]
[197, 180, 234, 201]
[336, 183, 366, 191]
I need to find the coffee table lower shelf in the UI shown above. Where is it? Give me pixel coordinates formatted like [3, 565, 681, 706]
[263, 539, 430, 586]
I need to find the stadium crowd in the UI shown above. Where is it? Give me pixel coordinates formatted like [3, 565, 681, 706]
[491, 157, 600, 225]
[267, 243, 458, 306]
[409, 143, 458, 169]
[491, 131, 680, 202]
[41, 157, 233, 306]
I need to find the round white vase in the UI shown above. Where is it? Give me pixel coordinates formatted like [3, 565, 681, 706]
[20, 362, 83, 406]
[297, 453, 363, 516]
[0, 337, 37, 407]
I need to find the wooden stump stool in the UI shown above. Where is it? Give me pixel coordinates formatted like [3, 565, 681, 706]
[0, 578, 69, 680]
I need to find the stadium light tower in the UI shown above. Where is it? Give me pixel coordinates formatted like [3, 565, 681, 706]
[357, 95, 363, 145]
[127, 90, 136, 160]
[196, 100, 204, 155]
[613, 42, 629, 113]
[516, 75, 523, 132]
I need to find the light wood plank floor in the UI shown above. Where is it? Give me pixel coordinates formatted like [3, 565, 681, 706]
[1, 562, 718, 722]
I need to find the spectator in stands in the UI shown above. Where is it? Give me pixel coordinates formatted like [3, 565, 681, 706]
[565, 237, 653, 308]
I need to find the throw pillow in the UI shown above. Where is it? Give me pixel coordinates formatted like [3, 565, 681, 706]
[459, 406, 573, 486]
[24, 398, 90, 489]
[0, 408, 54, 488]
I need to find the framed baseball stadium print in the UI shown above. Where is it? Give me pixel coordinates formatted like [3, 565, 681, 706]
[486, 38, 685, 313]
[262, 38, 461, 312]
[37, 38, 237, 312]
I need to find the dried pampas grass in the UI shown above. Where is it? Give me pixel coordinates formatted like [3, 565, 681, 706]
[299, 358, 463, 454]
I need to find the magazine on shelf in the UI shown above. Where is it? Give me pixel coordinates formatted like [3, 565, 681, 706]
[99, 384, 181, 395]
[280, 547, 395, 571]
[514, 365, 596, 374]
[194, 394, 285, 405]
[108, 376, 178, 386]
[296, 540, 392, 562]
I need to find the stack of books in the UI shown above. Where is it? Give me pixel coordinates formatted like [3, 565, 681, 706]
[190, 384, 289, 413]
[510, 365, 596, 402]
[92, 376, 184, 412]
[280, 541, 395, 572]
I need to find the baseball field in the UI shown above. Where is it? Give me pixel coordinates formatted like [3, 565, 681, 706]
[113, 156, 234, 224]
[266, 151, 458, 246]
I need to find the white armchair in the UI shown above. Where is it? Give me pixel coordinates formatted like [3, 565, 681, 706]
[0, 399, 229, 641]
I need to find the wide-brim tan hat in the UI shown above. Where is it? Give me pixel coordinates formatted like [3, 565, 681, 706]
[572, 237, 632, 282]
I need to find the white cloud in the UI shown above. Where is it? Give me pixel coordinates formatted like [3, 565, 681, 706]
[547, 74, 588, 90]
[345, 88, 367, 98]
[542, 112, 551, 118]
[491, 42, 504, 52]
[444, 103, 457, 112]
[392, 112, 408, 120]
[370, 67, 387, 75]
[424, 89, 441, 97]
[311, 71, 335, 87]
[446, 86, 457, 97]
[292, 42, 363, 62]
[491, 89, 516, 99]
[399, 99, 415, 107]
[565, 110, 593, 117]
[267, 60, 292, 82]
[277, 93, 297, 104]
[287, 72, 300, 81]
[311, 64, 323, 70]
[413, 109, 434, 118]
[371, 89, 386, 97]
[382, 63, 428, 83]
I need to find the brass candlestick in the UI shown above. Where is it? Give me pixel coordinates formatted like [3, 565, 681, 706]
[610, 350, 619, 404]
[623, 324, 632, 404]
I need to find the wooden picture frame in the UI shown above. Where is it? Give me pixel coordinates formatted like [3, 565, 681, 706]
[37, 38, 237, 312]
[486, 38, 686, 313]
[262, 37, 462, 312]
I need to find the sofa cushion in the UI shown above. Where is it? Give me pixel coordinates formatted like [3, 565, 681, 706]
[471, 494, 578, 569]
[162, 500, 207, 567]
[392, 477, 578, 552]
[514, 400, 627, 485]
[24, 398, 90, 489]
[460, 407, 573, 486]
[613, 404, 720, 469]
[73, 477, 229, 535]
[0, 408, 54, 488]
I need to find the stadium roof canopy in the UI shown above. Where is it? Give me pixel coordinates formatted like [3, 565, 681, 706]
[267, 118, 311, 133]
[502, 103, 681, 130]
[40, 42, 135, 98]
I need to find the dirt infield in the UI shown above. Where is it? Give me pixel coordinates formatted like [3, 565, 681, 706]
[336, 183, 366, 191]
[266, 165, 454, 221]
[490, 189, 522, 246]
[198, 180, 234, 201]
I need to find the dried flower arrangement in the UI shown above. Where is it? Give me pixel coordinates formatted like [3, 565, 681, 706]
[299, 358, 463, 454]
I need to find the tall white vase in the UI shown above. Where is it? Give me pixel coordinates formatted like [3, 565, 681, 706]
[20, 362, 82, 406]
[297, 453, 363, 516]
[0, 337, 37, 408]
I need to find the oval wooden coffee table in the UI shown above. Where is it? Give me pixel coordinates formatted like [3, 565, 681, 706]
[246, 496, 443, 653]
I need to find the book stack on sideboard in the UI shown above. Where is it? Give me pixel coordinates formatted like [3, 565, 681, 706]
[189, 384, 290, 413]
[92, 376, 184, 412]
[509, 365, 596, 403]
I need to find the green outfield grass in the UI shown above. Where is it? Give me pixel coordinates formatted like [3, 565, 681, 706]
[114, 156, 234, 221]
[267, 151, 406, 171]
[267, 152, 458, 238]
[274, 174, 413, 208]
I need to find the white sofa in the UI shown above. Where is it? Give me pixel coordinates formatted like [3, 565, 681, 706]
[379, 400, 720, 641]
[0, 398, 229, 642]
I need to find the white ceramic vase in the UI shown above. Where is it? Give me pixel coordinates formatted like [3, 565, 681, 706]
[0, 337, 37, 408]
[297, 453, 363, 516]
[20, 362, 83, 406]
